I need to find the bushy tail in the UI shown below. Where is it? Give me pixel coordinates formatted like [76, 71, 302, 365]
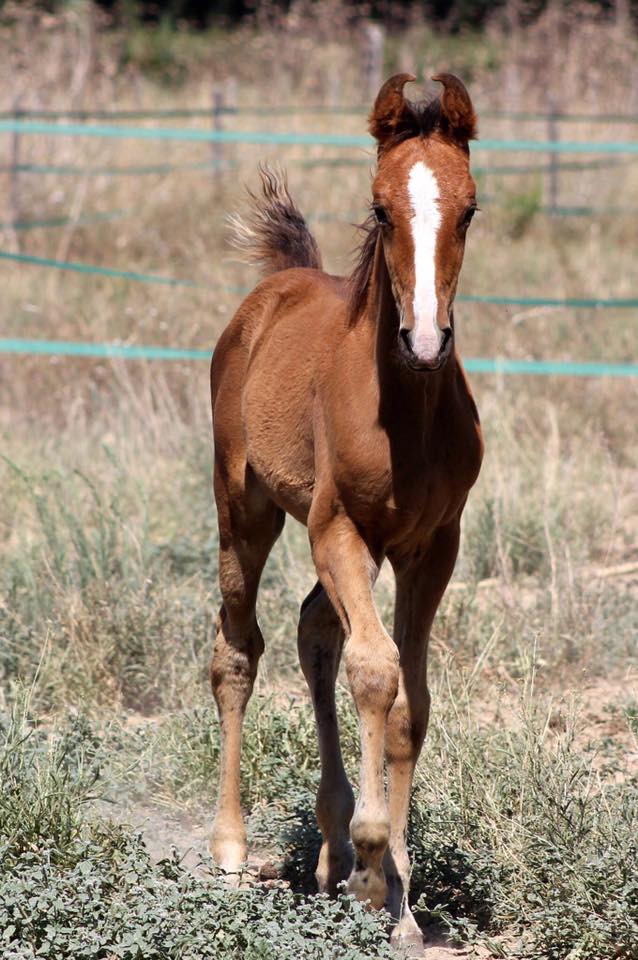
[228, 164, 322, 276]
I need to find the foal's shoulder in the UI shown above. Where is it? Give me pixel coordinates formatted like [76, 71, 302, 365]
[216, 268, 349, 373]
[257, 267, 348, 303]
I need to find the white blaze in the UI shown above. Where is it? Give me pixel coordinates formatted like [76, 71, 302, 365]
[407, 160, 442, 360]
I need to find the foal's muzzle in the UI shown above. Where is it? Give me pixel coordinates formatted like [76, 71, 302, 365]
[399, 326, 453, 372]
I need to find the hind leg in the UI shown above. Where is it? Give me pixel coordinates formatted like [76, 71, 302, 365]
[297, 582, 355, 894]
[210, 458, 284, 875]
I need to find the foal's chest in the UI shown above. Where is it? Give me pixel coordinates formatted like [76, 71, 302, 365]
[334, 406, 482, 548]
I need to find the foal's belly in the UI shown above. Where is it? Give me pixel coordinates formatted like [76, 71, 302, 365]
[247, 434, 314, 524]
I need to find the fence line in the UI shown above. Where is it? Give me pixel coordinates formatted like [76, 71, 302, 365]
[0, 210, 125, 231]
[303, 156, 631, 173]
[1, 111, 634, 380]
[1, 156, 629, 179]
[1, 337, 636, 378]
[309, 201, 638, 221]
[1, 106, 637, 124]
[1, 120, 637, 153]
[457, 293, 638, 309]
[0, 338, 209, 361]
[0, 203, 630, 238]
[0, 201, 630, 238]
[0, 160, 230, 177]
[0, 251, 196, 288]
[1, 248, 637, 309]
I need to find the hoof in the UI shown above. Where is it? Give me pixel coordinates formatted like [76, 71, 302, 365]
[209, 819, 247, 877]
[390, 908, 424, 956]
[347, 815, 390, 909]
[347, 865, 387, 910]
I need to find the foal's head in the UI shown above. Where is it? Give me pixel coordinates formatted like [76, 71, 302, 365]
[366, 73, 477, 372]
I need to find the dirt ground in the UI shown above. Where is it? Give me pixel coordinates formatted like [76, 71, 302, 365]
[106, 672, 637, 959]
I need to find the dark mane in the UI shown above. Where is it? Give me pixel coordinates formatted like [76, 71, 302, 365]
[347, 212, 380, 326]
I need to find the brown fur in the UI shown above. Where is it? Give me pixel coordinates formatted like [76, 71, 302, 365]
[209, 73, 483, 950]
[350, 73, 477, 325]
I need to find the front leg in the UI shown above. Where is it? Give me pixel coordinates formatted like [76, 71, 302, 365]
[309, 503, 400, 911]
[385, 519, 461, 948]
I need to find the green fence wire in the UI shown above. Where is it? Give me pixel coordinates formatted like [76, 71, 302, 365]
[302, 156, 632, 173]
[1, 337, 635, 378]
[0, 210, 125, 231]
[0, 251, 196, 288]
[1, 106, 638, 123]
[2, 156, 629, 178]
[1, 248, 637, 309]
[1, 119, 638, 153]
[0, 160, 231, 177]
[0, 338, 209, 361]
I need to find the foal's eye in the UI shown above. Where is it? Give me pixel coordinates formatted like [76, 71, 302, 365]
[460, 204, 477, 230]
[373, 204, 391, 227]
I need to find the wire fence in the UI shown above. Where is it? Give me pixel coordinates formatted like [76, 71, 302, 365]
[0, 107, 636, 376]
[2, 337, 636, 378]
[2, 106, 638, 123]
[1, 119, 638, 153]
[2, 249, 637, 310]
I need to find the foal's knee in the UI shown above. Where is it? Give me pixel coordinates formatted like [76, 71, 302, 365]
[344, 635, 400, 717]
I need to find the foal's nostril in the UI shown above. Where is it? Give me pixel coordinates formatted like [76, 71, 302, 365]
[440, 327, 453, 352]
[400, 328, 414, 354]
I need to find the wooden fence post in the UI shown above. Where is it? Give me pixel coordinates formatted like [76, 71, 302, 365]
[224, 77, 237, 174]
[9, 96, 22, 252]
[211, 84, 224, 178]
[363, 23, 384, 102]
[547, 94, 559, 216]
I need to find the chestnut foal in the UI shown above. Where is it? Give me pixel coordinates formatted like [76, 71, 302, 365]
[210, 73, 483, 947]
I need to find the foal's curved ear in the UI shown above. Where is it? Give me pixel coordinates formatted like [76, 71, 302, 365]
[369, 73, 416, 150]
[432, 73, 477, 146]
